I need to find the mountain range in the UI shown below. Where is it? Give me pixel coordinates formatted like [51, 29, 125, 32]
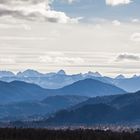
[0, 69, 140, 92]
[0, 78, 125, 104]
[0, 95, 88, 121]
[44, 91, 140, 126]
[0, 70, 102, 90]
[0, 81, 51, 104]
[0, 77, 126, 121]
[50, 79, 125, 97]
[7, 90, 140, 127]
[0, 73, 139, 126]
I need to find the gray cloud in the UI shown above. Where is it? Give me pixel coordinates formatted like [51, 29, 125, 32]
[116, 53, 140, 61]
[0, 0, 79, 23]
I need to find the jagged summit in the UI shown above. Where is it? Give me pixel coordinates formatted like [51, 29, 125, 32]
[57, 69, 66, 75]
[132, 75, 139, 78]
[17, 69, 43, 77]
[86, 71, 102, 77]
[115, 74, 125, 79]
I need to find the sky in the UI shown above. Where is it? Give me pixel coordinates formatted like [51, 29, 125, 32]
[0, 0, 140, 77]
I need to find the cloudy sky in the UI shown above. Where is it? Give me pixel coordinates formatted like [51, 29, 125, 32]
[0, 0, 140, 77]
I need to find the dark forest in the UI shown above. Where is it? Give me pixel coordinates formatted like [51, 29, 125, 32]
[0, 128, 140, 140]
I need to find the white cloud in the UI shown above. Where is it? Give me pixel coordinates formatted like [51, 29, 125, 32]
[0, 21, 140, 76]
[21, 24, 31, 30]
[44, 51, 64, 56]
[0, 36, 52, 40]
[39, 51, 85, 65]
[61, 0, 76, 4]
[132, 19, 139, 23]
[112, 20, 121, 26]
[39, 55, 85, 65]
[0, 23, 31, 30]
[0, 0, 80, 23]
[67, 0, 76, 4]
[0, 57, 16, 64]
[131, 33, 140, 42]
[106, 0, 132, 6]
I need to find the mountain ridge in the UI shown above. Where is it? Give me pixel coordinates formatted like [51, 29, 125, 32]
[44, 91, 140, 126]
[0, 95, 88, 121]
[0, 78, 125, 104]
[0, 69, 139, 92]
[52, 78, 125, 96]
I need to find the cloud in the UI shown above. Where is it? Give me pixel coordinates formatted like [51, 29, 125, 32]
[60, 0, 76, 4]
[116, 53, 140, 61]
[67, 0, 76, 4]
[39, 51, 85, 65]
[0, 36, 52, 40]
[131, 33, 140, 42]
[106, 0, 132, 6]
[112, 20, 121, 26]
[39, 55, 85, 65]
[0, 57, 16, 64]
[131, 19, 139, 23]
[0, 23, 31, 30]
[0, 0, 80, 23]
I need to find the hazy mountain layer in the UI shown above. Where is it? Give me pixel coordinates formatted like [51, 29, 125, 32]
[0, 95, 88, 121]
[0, 79, 125, 104]
[44, 91, 140, 126]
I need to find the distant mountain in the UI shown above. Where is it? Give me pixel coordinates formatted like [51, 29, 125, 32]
[17, 69, 44, 77]
[45, 91, 140, 126]
[17, 69, 66, 77]
[57, 70, 66, 75]
[0, 69, 139, 92]
[0, 71, 15, 78]
[113, 77, 140, 92]
[0, 81, 52, 104]
[0, 95, 88, 121]
[83, 71, 102, 77]
[0, 78, 124, 104]
[115, 74, 125, 79]
[0, 70, 76, 89]
[51, 79, 125, 97]
[0, 70, 104, 89]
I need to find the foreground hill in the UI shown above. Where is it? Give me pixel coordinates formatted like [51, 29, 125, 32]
[0, 79, 125, 104]
[45, 91, 140, 125]
[47, 104, 117, 125]
[0, 95, 88, 121]
[70, 90, 140, 110]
